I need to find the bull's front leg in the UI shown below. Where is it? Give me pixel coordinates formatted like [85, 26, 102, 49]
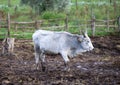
[61, 51, 70, 71]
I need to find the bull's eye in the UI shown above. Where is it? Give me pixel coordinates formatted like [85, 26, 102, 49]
[86, 41, 89, 44]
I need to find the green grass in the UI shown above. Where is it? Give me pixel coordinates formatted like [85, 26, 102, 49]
[0, 28, 7, 39]
[0, 27, 116, 39]
[0, 28, 34, 39]
[41, 11, 66, 19]
[0, 0, 20, 6]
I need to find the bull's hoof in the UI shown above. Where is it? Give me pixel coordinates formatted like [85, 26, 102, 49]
[35, 64, 40, 70]
[64, 67, 70, 71]
[42, 66, 46, 72]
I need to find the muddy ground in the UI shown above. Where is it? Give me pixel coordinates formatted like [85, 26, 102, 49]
[0, 36, 120, 85]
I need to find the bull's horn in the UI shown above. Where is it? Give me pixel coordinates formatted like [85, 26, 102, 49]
[84, 29, 88, 37]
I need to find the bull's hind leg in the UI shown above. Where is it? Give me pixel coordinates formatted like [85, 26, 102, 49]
[34, 44, 41, 70]
[40, 51, 46, 72]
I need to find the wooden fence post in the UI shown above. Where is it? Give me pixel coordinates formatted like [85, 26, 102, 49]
[14, 22, 18, 31]
[2, 13, 15, 55]
[0, 18, 1, 28]
[65, 15, 68, 31]
[106, 19, 109, 32]
[35, 20, 38, 29]
[106, 11, 110, 32]
[118, 16, 120, 32]
[91, 15, 96, 36]
[7, 13, 10, 37]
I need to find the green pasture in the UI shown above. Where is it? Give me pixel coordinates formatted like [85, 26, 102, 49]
[0, 26, 115, 39]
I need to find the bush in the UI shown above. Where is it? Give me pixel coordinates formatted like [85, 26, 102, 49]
[0, 5, 9, 13]
[41, 11, 66, 19]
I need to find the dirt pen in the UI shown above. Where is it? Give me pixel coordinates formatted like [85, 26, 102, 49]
[0, 35, 120, 85]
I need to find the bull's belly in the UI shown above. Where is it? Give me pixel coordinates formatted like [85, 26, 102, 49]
[44, 50, 59, 55]
[39, 40, 61, 54]
[40, 45, 60, 54]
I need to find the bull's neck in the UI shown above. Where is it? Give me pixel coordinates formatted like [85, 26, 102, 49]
[76, 45, 87, 54]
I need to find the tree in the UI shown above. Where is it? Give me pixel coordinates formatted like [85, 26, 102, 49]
[20, 0, 71, 14]
[8, 0, 11, 7]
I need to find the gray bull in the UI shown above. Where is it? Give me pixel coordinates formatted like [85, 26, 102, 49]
[32, 30, 94, 71]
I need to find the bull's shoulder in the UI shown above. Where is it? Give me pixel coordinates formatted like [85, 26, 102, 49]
[33, 30, 83, 39]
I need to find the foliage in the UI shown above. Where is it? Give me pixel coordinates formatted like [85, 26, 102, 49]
[41, 11, 66, 19]
[0, 26, 115, 39]
[0, 0, 20, 6]
[20, 0, 71, 14]
[14, 15, 30, 21]
[0, 5, 9, 13]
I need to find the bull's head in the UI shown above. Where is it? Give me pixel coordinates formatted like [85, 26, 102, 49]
[78, 30, 94, 51]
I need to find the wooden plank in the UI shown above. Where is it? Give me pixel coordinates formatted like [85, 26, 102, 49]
[14, 26, 34, 29]
[11, 21, 35, 24]
[41, 26, 65, 29]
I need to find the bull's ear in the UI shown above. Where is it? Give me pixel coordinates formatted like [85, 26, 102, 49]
[77, 37, 83, 42]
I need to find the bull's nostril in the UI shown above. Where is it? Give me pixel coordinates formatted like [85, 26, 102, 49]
[89, 47, 93, 50]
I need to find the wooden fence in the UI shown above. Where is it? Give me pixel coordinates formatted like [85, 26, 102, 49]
[0, 14, 120, 37]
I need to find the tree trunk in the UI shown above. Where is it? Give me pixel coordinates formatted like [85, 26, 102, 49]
[8, 0, 11, 7]
[2, 38, 15, 55]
